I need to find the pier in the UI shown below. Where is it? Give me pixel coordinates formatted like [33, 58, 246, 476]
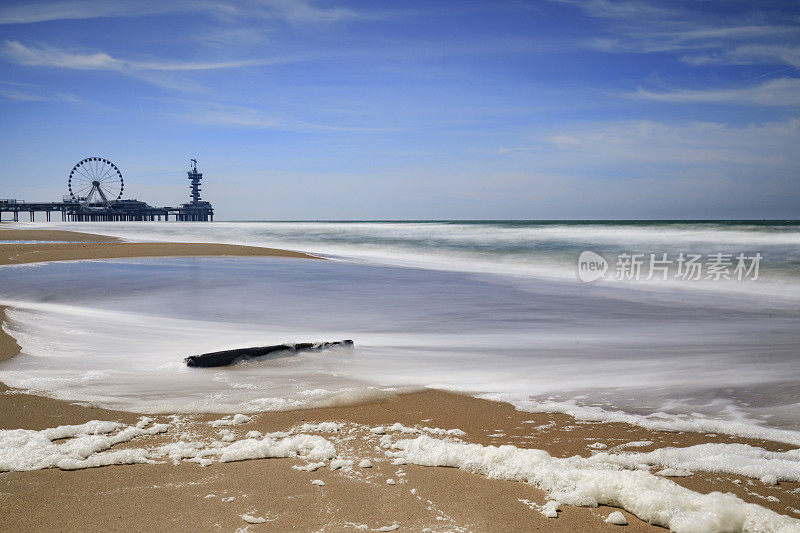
[0, 158, 214, 222]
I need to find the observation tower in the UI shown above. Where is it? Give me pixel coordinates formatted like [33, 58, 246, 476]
[174, 158, 214, 221]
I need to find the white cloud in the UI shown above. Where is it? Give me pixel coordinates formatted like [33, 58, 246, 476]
[669, 25, 796, 42]
[0, 87, 80, 102]
[177, 104, 290, 129]
[252, 0, 361, 24]
[0, 0, 365, 25]
[1, 40, 298, 73]
[538, 118, 800, 168]
[589, 26, 800, 62]
[0, 80, 82, 103]
[628, 77, 800, 106]
[550, 0, 674, 20]
[596, 25, 799, 53]
[0, 87, 46, 101]
[682, 44, 800, 68]
[553, 0, 800, 68]
[168, 100, 397, 132]
[3, 40, 120, 70]
[0, 1, 176, 24]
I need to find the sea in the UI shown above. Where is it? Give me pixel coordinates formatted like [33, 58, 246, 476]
[1, 220, 799, 438]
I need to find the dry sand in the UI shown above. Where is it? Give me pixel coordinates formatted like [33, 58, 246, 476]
[1, 228, 798, 532]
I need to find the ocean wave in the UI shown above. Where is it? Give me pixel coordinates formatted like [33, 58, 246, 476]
[9, 220, 800, 299]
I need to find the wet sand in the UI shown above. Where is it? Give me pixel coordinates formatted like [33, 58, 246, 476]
[1, 228, 798, 532]
[0, 228, 316, 265]
[0, 228, 122, 242]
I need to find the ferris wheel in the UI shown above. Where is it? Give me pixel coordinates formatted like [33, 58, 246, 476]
[68, 157, 124, 207]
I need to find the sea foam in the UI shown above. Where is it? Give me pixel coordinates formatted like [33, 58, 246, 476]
[391, 435, 800, 532]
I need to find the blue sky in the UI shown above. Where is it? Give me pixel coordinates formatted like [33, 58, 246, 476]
[0, 0, 798, 220]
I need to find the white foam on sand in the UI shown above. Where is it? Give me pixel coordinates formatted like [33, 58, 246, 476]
[657, 468, 694, 477]
[605, 511, 628, 525]
[519, 498, 560, 518]
[615, 440, 654, 449]
[296, 422, 343, 433]
[218, 435, 336, 463]
[389, 435, 800, 532]
[591, 443, 800, 483]
[0, 417, 336, 472]
[330, 458, 353, 470]
[209, 414, 252, 427]
[371, 423, 465, 437]
[293, 461, 326, 472]
[0, 418, 168, 471]
[241, 514, 266, 524]
[3, 416, 800, 529]
[487, 395, 800, 447]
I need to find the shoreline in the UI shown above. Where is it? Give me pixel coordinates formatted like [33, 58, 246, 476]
[1, 228, 799, 531]
[0, 228, 317, 265]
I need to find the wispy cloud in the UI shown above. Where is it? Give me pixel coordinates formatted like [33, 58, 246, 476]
[548, 0, 671, 20]
[495, 116, 800, 172]
[590, 27, 800, 57]
[0, 80, 81, 102]
[1, 40, 298, 72]
[167, 100, 398, 132]
[627, 77, 800, 106]
[3, 40, 119, 70]
[0, 0, 367, 25]
[0, 0, 177, 24]
[244, 0, 363, 24]
[560, 2, 800, 109]
[552, 0, 800, 67]
[0, 86, 46, 101]
[175, 102, 293, 130]
[682, 44, 800, 68]
[538, 118, 800, 168]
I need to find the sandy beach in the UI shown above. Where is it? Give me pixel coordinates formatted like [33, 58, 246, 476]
[5, 0, 799, 528]
[0, 228, 316, 265]
[1, 228, 799, 532]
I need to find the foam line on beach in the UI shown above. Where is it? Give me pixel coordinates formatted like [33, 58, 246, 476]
[3, 414, 799, 531]
[482, 395, 800, 447]
[389, 434, 800, 532]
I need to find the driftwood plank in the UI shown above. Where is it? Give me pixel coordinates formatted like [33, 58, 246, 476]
[185, 340, 354, 367]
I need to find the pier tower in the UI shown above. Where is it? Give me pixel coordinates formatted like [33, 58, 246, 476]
[173, 158, 214, 221]
[188, 158, 203, 204]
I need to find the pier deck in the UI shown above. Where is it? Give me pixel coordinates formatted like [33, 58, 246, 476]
[0, 201, 212, 222]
